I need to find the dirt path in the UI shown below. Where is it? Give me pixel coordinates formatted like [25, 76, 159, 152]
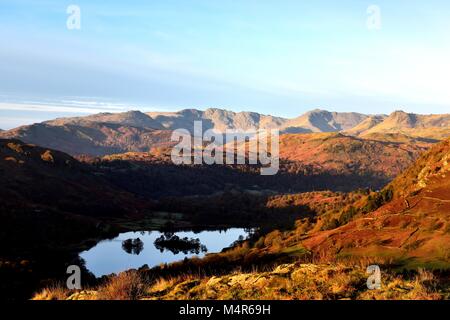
[423, 196, 450, 203]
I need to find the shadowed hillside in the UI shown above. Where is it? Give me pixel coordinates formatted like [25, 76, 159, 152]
[0, 139, 152, 219]
[0, 122, 173, 156]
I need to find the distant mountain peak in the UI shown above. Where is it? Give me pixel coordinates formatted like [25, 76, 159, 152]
[359, 110, 450, 139]
[282, 109, 368, 133]
[179, 108, 203, 115]
[387, 110, 418, 126]
[308, 108, 329, 114]
[43, 110, 164, 130]
[124, 110, 146, 115]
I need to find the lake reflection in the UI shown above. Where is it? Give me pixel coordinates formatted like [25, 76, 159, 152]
[80, 229, 250, 277]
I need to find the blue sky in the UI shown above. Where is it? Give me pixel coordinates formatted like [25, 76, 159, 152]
[1, 0, 450, 128]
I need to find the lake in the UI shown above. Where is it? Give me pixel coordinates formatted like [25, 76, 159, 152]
[80, 228, 251, 277]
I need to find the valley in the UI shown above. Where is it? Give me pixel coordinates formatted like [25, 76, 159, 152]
[1, 108, 450, 300]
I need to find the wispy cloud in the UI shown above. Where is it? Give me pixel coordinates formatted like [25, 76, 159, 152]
[0, 102, 128, 114]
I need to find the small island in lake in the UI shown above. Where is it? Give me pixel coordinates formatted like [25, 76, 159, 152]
[154, 233, 208, 255]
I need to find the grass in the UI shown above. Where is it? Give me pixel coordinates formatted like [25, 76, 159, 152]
[282, 245, 309, 257]
[96, 271, 146, 300]
[32, 283, 70, 301]
[34, 271, 147, 300]
[33, 262, 449, 300]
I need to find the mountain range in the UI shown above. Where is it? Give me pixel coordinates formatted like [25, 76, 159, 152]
[1, 107, 450, 157]
[148, 108, 368, 133]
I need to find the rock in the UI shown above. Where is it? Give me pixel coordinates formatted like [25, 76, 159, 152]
[40, 150, 54, 163]
[291, 264, 320, 281]
[273, 264, 296, 275]
[66, 290, 98, 300]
